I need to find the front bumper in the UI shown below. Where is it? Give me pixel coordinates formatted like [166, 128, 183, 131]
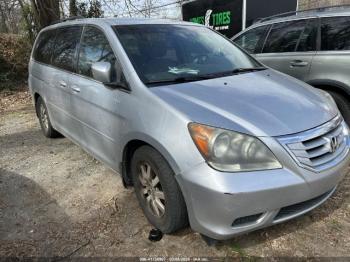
[177, 139, 350, 240]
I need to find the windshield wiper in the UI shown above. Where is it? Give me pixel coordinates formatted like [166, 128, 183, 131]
[145, 67, 267, 86]
[145, 75, 211, 86]
[231, 67, 267, 74]
[191, 67, 267, 79]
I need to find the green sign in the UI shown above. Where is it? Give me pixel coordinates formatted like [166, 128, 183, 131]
[189, 11, 231, 26]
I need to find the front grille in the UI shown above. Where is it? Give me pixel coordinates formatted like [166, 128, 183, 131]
[274, 188, 334, 222]
[278, 116, 349, 172]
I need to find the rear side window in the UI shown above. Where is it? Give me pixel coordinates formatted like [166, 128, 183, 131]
[233, 25, 270, 54]
[78, 26, 116, 79]
[321, 16, 350, 51]
[33, 29, 56, 64]
[297, 19, 318, 52]
[52, 26, 82, 72]
[263, 20, 307, 53]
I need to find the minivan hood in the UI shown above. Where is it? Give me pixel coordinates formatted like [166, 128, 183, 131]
[151, 69, 338, 137]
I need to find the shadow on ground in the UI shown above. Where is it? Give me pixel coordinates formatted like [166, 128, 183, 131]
[0, 169, 77, 256]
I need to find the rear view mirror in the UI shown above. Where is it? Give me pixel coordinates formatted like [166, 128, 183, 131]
[91, 62, 112, 83]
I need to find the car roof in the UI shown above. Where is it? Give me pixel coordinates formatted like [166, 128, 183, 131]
[42, 17, 200, 31]
[252, 5, 350, 27]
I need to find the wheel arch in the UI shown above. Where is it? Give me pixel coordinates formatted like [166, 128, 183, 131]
[308, 79, 350, 100]
[120, 135, 181, 188]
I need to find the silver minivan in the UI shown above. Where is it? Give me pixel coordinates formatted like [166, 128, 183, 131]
[29, 18, 350, 240]
[232, 7, 350, 124]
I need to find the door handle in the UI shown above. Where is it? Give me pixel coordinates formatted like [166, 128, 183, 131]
[290, 60, 308, 67]
[71, 86, 80, 93]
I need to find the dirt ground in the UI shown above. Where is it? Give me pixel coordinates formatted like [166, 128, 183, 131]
[1, 90, 350, 259]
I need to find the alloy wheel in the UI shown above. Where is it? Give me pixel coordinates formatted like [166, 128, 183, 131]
[138, 162, 166, 217]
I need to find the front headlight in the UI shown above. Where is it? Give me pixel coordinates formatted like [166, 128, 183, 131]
[188, 123, 282, 172]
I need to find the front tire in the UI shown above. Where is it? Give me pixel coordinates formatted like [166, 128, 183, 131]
[131, 146, 188, 233]
[36, 97, 61, 138]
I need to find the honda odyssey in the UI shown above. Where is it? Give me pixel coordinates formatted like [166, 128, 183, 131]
[29, 18, 350, 240]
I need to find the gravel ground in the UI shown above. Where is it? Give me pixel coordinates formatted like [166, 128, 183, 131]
[1, 90, 350, 259]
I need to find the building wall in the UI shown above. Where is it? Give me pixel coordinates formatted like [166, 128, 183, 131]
[299, 0, 350, 10]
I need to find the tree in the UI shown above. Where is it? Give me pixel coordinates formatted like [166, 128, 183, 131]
[28, 0, 60, 29]
[87, 0, 103, 18]
[17, 0, 36, 43]
[0, 0, 22, 34]
[70, 0, 103, 18]
[77, 2, 88, 17]
[69, 0, 78, 17]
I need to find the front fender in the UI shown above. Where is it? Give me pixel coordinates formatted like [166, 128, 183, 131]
[121, 131, 182, 176]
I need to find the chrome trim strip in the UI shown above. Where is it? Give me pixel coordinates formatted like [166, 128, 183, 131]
[277, 115, 342, 143]
[277, 116, 349, 172]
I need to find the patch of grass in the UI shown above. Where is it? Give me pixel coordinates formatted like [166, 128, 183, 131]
[230, 242, 248, 257]
[229, 243, 258, 261]
[329, 219, 342, 231]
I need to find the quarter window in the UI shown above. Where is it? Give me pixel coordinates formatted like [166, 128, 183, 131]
[233, 25, 269, 54]
[321, 16, 350, 51]
[33, 29, 56, 64]
[263, 20, 307, 53]
[52, 26, 82, 72]
[78, 26, 116, 80]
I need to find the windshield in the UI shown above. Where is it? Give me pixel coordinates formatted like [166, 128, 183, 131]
[113, 24, 263, 86]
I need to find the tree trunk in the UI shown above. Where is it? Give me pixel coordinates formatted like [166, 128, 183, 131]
[69, 0, 78, 17]
[30, 0, 60, 29]
[17, 0, 35, 43]
[0, 7, 9, 33]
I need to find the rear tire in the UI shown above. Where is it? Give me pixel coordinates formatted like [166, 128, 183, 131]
[36, 97, 61, 138]
[131, 146, 188, 233]
[326, 91, 350, 125]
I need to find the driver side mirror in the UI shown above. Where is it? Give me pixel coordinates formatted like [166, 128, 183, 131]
[92, 62, 112, 83]
[91, 62, 130, 91]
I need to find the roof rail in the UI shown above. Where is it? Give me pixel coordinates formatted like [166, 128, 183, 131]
[255, 4, 350, 24]
[51, 16, 84, 25]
